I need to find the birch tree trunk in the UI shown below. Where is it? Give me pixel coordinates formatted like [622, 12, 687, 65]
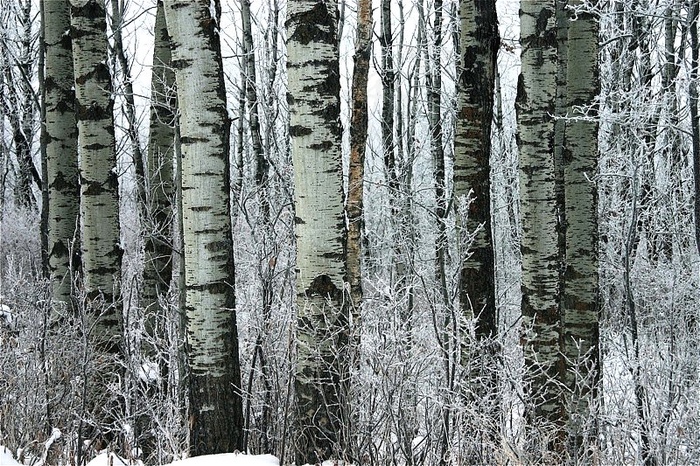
[163, 0, 243, 454]
[142, 0, 175, 313]
[44, 0, 79, 306]
[516, 0, 563, 452]
[455, 0, 499, 457]
[241, 0, 268, 206]
[1, 0, 38, 209]
[286, 1, 347, 463]
[562, 0, 600, 455]
[70, 0, 123, 448]
[455, 0, 498, 356]
[71, 0, 121, 313]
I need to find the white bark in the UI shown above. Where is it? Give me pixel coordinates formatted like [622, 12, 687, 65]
[70, 0, 121, 307]
[562, 0, 600, 446]
[163, 0, 242, 454]
[287, 0, 346, 462]
[44, 0, 79, 305]
[142, 0, 175, 313]
[516, 0, 562, 438]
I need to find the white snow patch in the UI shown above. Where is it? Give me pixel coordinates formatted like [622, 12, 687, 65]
[85, 451, 138, 466]
[0, 304, 14, 327]
[164, 452, 279, 466]
[0, 446, 22, 466]
[138, 361, 160, 384]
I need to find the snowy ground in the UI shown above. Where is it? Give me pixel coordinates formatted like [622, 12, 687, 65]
[0, 446, 355, 466]
[0, 447, 280, 466]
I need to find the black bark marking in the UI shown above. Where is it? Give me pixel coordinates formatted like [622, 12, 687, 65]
[305, 274, 340, 300]
[287, 1, 336, 46]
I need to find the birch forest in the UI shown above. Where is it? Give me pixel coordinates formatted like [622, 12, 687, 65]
[1, 0, 700, 464]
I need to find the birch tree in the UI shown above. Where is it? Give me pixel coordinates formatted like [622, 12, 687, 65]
[142, 0, 175, 313]
[455, 0, 499, 361]
[70, 0, 123, 449]
[561, 0, 600, 455]
[44, 0, 79, 306]
[163, 0, 243, 455]
[515, 0, 563, 453]
[0, 0, 39, 209]
[70, 0, 121, 314]
[453, 0, 500, 459]
[286, 0, 347, 462]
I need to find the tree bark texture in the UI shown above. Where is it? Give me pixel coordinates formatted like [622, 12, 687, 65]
[455, 0, 500, 457]
[562, 0, 600, 453]
[142, 0, 175, 313]
[44, 0, 80, 306]
[70, 0, 121, 311]
[286, 0, 347, 463]
[70, 0, 123, 446]
[455, 0, 499, 348]
[347, 0, 370, 318]
[516, 0, 563, 445]
[163, 0, 243, 455]
[241, 0, 268, 206]
[1, 0, 38, 209]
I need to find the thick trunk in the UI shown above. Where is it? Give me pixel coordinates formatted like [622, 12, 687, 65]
[562, 0, 600, 455]
[286, 1, 346, 463]
[70, 0, 123, 447]
[516, 0, 563, 450]
[142, 0, 175, 313]
[44, 0, 80, 306]
[163, 0, 243, 454]
[71, 0, 121, 310]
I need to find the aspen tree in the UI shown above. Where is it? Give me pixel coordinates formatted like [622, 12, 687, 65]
[286, 0, 346, 462]
[44, 0, 79, 305]
[163, 0, 243, 454]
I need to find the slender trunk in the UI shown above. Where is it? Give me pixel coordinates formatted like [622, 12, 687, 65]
[138, 1, 176, 459]
[561, 0, 600, 457]
[110, 0, 145, 203]
[44, 0, 80, 306]
[142, 0, 175, 313]
[344, 0, 370, 457]
[241, 0, 268, 212]
[455, 0, 499, 458]
[347, 0, 370, 321]
[692, 0, 700, 257]
[163, 0, 243, 454]
[286, 0, 347, 462]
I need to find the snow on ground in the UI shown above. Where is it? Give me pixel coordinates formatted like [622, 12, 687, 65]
[0, 446, 22, 466]
[0, 447, 279, 466]
[82, 451, 279, 466]
[162, 453, 279, 466]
